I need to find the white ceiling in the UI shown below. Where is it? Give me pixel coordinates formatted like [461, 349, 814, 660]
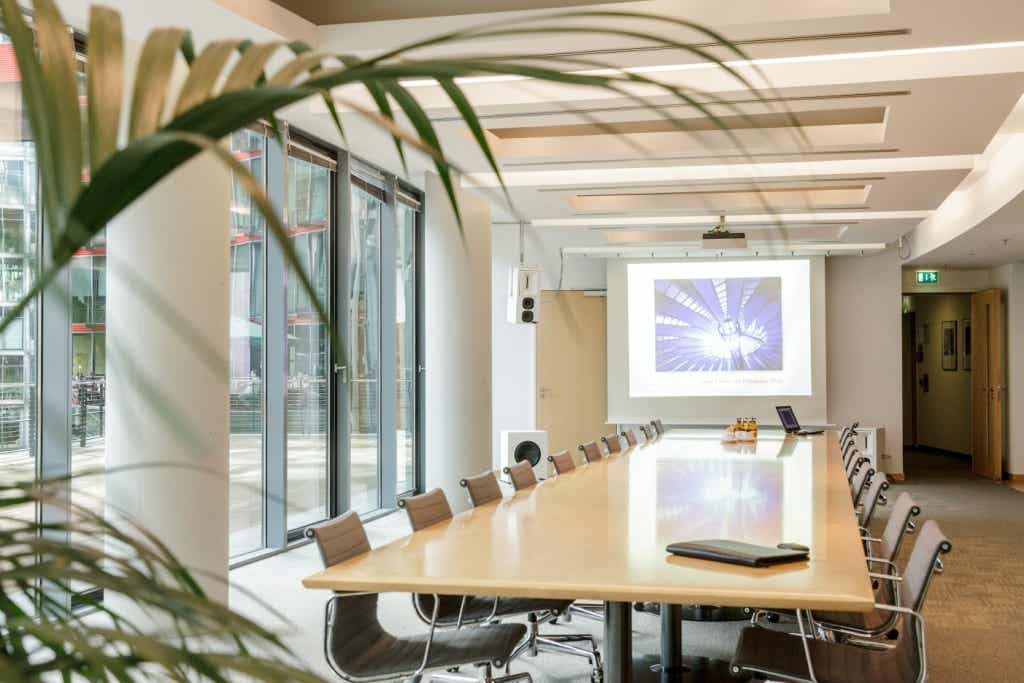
[302, 0, 1024, 262]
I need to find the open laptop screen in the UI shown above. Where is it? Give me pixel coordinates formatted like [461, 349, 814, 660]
[775, 405, 801, 433]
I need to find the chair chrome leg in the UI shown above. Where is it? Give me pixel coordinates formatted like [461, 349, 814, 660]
[429, 673, 478, 682]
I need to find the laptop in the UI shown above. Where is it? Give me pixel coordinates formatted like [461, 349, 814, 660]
[775, 405, 824, 436]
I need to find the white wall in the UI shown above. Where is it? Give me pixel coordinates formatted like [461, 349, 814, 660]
[424, 176, 493, 510]
[491, 225, 536, 462]
[827, 249, 904, 474]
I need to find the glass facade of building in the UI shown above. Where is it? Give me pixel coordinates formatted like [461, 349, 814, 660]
[0, 29, 423, 570]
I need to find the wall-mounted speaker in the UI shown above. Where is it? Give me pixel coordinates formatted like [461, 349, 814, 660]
[499, 430, 548, 480]
[507, 266, 542, 324]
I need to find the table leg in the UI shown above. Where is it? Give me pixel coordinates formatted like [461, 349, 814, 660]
[604, 601, 633, 683]
[659, 603, 683, 681]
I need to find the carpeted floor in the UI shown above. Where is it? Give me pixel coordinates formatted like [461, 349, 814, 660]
[229, 449, 1024, 682]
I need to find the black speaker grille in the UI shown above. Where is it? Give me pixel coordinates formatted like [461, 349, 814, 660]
[513, 440, 542, 468]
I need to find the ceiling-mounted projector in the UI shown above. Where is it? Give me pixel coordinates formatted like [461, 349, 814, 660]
[701, 215, 746, 250]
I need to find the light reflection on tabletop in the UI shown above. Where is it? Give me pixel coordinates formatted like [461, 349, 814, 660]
[303, 431, 872, 611]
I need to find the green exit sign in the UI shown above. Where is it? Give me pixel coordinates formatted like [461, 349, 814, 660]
[916, 270, 940, 284]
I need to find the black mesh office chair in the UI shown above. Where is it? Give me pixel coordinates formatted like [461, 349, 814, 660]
[305, 512, 532, 683]
[732, 520, 952, 683]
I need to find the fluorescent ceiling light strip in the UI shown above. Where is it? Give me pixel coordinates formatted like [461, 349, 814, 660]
[401, 41, 1024, 88]
[531, 210, 932, 227]
[468, 155, 976, 188]
[563, 242, 887, 256]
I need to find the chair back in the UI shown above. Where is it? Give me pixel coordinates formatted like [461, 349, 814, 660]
[460, 471, 503, 508]
[649, 420, 660, 437]
[850, 465, 874, 506]
[580, 441, 604, 462]
[655, 419, 665, 434]
[548, 450, 576, 475]
[306, 513, 390, 680]
[399, 488, 454, 531]
[503, 460, 538, 491]
[306, 510, 372, 568]
[879, 492, 921, 562]
[858, 474, 890, 528]
[622, 430, 638, 447]
[901, 519, 952, 612]
[602, 433, 623, 453]
[846, 455, 867, 481]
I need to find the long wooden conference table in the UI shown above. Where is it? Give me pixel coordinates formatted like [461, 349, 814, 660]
[303, 431, 874, 682]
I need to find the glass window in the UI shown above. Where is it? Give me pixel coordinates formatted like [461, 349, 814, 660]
[228, 128, 267, 556]
[349, 182, 381, 513]
[286, 152, 331, 530]
[0, 33, 40, 536]
[395, 201, 417, 494]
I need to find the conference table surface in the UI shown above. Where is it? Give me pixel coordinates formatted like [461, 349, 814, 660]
[303, 430, 874, 680]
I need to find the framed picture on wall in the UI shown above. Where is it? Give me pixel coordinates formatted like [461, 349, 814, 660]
[962, 318, 971, 371]
[942, 320, 958, 371]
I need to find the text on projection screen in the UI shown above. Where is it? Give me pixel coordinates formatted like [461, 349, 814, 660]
[627, 260, 812, 397]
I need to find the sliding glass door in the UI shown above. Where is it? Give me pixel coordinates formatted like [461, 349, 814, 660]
[222, 131, 421, 562]
[348, 178, 382, 514]
[285, 144, 333, 531]
[228, 127, 267, 556]
[395, 199, 419, 494]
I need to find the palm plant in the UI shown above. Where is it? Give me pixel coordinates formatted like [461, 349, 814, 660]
[0, 0, 790, 679]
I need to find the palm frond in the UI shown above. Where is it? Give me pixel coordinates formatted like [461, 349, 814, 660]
[0, 2, 804, 680]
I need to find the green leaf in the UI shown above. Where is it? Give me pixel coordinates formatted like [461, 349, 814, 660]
[437, 77, 510, 210]
[222, 41, 286, 91]
[33, 0, 82, 206]
[384, 83, 463, 229]
[0, 0, 67, 231]
[129, 28, 186, 140]
[174, 40, 242, 115]
[87, 5, 124, 170]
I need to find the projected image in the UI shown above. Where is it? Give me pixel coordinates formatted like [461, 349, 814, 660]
[654, 277, 783, 372]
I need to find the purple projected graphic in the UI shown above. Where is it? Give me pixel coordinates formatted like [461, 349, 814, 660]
[654, 277, 783, 372]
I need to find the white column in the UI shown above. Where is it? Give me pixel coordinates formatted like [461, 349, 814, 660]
[105, 151, 231, 603]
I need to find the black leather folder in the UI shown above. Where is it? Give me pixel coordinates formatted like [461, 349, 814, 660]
[666, 539, 809, 567]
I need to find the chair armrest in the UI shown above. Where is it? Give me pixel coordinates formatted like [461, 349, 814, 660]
[869, 572, 903, 582]
[417, 594, 444, 674]
[865, 557, 898, 569]
[861, 536, 884, 544]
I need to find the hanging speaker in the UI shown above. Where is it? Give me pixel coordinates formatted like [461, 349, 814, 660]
[507, 266, 542, 324]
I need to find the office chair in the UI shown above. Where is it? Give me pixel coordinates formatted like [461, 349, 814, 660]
[547, 450, 576, 475]
[850, 465, 875, 506]
[847, 455, 869, 482]
[305, 512, 532, 683]
[654, 419, 666, 435]
[649, 420, 661, 438]
[579, 441, 604, 463]
[858, 474, 891, 529]
[734, 521, 951, 683]
[751, 491, 921, 630]
[601, 433, 623, 453]
[461, 471, 504, 508]
[639, 424, 654, 442]
[862, 492, 921, 572]
[622, 430, 639, 447]
[503, 461, 538, 491]
[403, 487, 603, 681]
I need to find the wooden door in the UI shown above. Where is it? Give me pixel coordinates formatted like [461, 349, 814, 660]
[536, 291, 609, 455]
[970, 288, 1004, 480]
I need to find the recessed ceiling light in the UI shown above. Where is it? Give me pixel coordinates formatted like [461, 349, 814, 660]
[530, 210, 931, 228]
[465, 156, 976, 188]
